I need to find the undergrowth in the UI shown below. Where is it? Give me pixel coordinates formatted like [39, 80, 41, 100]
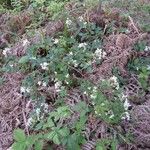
[0, 0, 150, 150]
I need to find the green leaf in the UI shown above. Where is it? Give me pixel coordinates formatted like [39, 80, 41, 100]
[58, 127, 70, 137]
[46, 131, 55, 140]
[53, 134, 60, 145]
[13, 129, 26, 142]
[111, 140, 117, 150]
[18, 56, 30, 64]
[34, 140, 44, 150]
[12, 142, 26, 150]
[66, 134, 80, 150]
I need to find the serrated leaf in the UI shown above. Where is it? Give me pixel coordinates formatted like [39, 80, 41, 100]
[13, 129, 26, 142]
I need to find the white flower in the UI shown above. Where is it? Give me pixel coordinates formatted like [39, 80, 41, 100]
[121, 93, 127, 100]
[20, 87, 26, 93]
[2, 47, 10, 57]
[65, 81, 69, 85]
[69, 52, 73, 56]
[124, 99, 131, 110]
[22, 39, 30, 47]
[66, 18, 72, 27]
[20, 86, 30, 93]
[55, 81, 61, 88]
[90, 94, 97, 99]
[125, 29, 130, 34]
[26, 88, 30, 93]
[109, 76, 119, 90]
[42, 82, 47, 87]
[41, 103, 49, 113]
[93, 86, 98, 91]
[9, 64, 13, 67]
[65, 74, 69, 78]
[55, 81, 62, 92]
[88, 87, 91, 90]
[92, 102, 95, 105]
[144, 46, 150, 51]
[78, 42, 87, 49]
[53, 38, 59, 44]
[122, 112, 130, 121]
[72, 60, 78, 67]
[95, 48, 102, 56]
[38, 81, 42, 86]
[40, 62, 49, 70]
[27, 117, 33, 126]
[83, 91, 87, 95]
[94, 48, 106, 59]
[78, 16, 84, 22]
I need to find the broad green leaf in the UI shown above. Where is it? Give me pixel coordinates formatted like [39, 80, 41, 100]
[66, 134, 80, 150]
[13, 129, 26, 142]
[12, 142, 26, 150]
[53, 134, 60, 145]
[34, 140, 44, 150]
[58, 127, 70, 137]
[46, 131, 55, 140]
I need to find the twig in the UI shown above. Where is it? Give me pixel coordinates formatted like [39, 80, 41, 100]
[22, 100, 30, 136]
[128, 16, 139, 34]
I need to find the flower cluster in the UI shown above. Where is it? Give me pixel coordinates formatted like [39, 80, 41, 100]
[54, 80, 62, 92]
[90, 86, 98, 100]
[78, 42, 87, 50]
[66, 18, 72, 27]
[53, 38, 59, 44]
[109, 76, 120, 90]
[144, 46, 150, 51]
[78, 16, 87, 26]
[2, 47, 10, 57]
[121, 94, 131, 121]
[94, 48, 106, 60]
[122, 111, 130, 121]
[72, 59, 79, 67]
[20, 86, 30, 93]
[38, 81, 47, 87]
[78, 16, 84, 22]
[40, 62, 49, 70]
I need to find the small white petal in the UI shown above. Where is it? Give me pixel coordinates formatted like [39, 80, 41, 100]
[53, 39, 59, 44]
[38, 81, 42, 86]
[66, 18, 72, 26]
[22, 39, 30, 47]
[42, 82, 47, 87]
[26, 88, 30, 93]
[20, 87, 26, 93]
